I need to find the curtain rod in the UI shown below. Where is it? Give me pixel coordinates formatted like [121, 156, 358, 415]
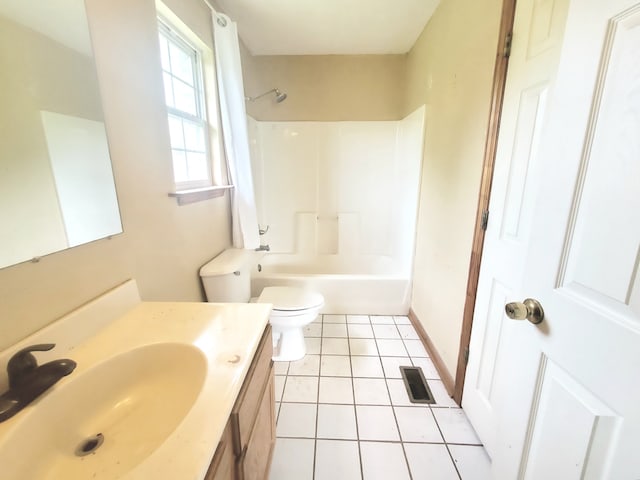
[202, 0, 216, 12]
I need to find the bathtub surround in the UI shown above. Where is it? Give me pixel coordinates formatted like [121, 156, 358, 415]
[247, 109, 424, 314]
[213, 12, 260, 249]
[248, 107, 424, 274]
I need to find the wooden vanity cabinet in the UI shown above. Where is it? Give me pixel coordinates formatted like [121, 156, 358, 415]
[204, 420, 236, 480]
[238, 374, 275, 480]
[206, 325, 276, 480]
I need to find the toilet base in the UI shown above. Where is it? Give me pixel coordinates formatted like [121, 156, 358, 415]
[271, 327, 306, 362]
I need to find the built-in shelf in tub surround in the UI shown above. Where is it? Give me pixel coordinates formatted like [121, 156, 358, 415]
[0, 279, 273, 479]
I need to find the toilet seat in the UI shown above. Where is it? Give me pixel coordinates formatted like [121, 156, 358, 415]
[258, 286, 324, 316]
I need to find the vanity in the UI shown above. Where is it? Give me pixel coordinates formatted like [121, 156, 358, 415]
[206, 324, 275, 480]
[0, 280, 276, 479]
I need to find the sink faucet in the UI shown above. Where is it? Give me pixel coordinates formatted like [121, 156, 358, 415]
[0, 344, 76, 422]
[255, 244, 270, 252]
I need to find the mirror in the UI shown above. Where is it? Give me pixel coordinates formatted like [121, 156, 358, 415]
[0, 0, 122, 269]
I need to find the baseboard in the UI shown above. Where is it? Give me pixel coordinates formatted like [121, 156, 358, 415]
[407, 309, 457, 402]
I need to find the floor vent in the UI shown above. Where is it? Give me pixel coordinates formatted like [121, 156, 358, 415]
[400, 366, 435, 404]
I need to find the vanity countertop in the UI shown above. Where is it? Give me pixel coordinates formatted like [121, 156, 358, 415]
[0, 282, 272, 480]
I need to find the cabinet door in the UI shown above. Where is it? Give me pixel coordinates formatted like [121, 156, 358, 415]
[205, 421, 236, 480]
[241, 370, 276, 480]
[232, 326, 273, 455]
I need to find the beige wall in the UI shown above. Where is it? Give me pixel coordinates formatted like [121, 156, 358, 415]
[406, 0, 502, 377]
[241, 49, 405, 121]
[0, 0, 231, 351]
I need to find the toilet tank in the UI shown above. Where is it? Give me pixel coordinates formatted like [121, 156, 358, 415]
[199, 249, 256, 303]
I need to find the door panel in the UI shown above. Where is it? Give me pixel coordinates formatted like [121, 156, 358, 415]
[499, 83, 548, 242]
[527, 0, 568, 58]
[559, 6, 640, 314]
[484, 0, 640, 478]
[475, 280, 510, 402]
[462, 0, 570, 458]
[520, 358, 621, 480]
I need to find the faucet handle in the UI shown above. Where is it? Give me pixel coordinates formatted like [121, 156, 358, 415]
[7, 344, 55, 388]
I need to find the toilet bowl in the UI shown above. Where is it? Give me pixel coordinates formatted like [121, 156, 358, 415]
[258, 286, 324, 361]
[199, 249, 324, 362]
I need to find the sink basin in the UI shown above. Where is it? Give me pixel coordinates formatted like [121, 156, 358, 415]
[0, 343, 207, 479]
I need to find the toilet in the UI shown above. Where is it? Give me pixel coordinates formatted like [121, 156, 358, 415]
[199, 249, 324, 362]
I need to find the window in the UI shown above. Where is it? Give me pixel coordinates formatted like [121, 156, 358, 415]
[158, 20, 213, 190]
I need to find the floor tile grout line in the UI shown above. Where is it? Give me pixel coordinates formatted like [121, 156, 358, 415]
[427, 404, 464, 480]
[382, 359, 415, 480]
[346, 314, 365, 480]
[309, 314, 326, 480]
[308, 351, 429, 359]
[278, 400, 463, 411]
[274, 433, 482, 447]
[275, 368, 290, 424]
[397, 323, 426, 360]
[274, 434, 482, 447]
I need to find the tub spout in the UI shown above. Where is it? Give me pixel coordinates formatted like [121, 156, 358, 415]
[255, 244, 270, 252]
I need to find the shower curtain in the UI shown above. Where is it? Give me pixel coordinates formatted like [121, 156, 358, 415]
[212, 13, 259, 249]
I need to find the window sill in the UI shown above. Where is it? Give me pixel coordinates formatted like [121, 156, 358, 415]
[168, 185, 233, 205]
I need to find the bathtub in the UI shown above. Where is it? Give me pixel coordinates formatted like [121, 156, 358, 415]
[251, 254, 411, 315]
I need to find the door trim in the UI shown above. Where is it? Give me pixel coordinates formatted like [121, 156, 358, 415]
[453, 0, 517, 406]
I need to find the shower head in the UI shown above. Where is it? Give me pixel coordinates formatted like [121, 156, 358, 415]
[274, 89, 287, 103]
[245, 88, 288, 103]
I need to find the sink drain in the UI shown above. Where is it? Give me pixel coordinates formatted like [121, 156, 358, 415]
[75, 433, 104, 457]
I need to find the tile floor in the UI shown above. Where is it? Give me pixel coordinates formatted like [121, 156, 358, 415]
[269, 314, 491, 480]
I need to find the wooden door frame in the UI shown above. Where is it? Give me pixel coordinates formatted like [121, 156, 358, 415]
[453, 0, 517, 405]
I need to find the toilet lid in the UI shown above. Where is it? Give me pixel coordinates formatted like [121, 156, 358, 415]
[258, 286, 324, 311]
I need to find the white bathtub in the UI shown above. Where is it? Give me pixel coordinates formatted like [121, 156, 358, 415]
[251, 254, 411, 315]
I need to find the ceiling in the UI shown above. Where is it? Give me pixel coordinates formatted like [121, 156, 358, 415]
[216, 0, 441, 56]
[0, 0, 92, 56]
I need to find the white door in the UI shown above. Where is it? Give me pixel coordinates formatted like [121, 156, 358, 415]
[462, 0, 571, 457]
[466, 0, 640, 477]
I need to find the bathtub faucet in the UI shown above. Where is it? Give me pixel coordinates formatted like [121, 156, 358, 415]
[255, 244, 270, 252]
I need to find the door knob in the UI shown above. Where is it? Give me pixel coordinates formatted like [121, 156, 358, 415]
[505, 298, 544, 324]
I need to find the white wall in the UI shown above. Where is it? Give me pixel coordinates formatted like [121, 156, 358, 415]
[249, 107, 424, 275]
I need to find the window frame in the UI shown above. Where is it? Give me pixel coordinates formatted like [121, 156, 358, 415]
[158, 17, 214, 191]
